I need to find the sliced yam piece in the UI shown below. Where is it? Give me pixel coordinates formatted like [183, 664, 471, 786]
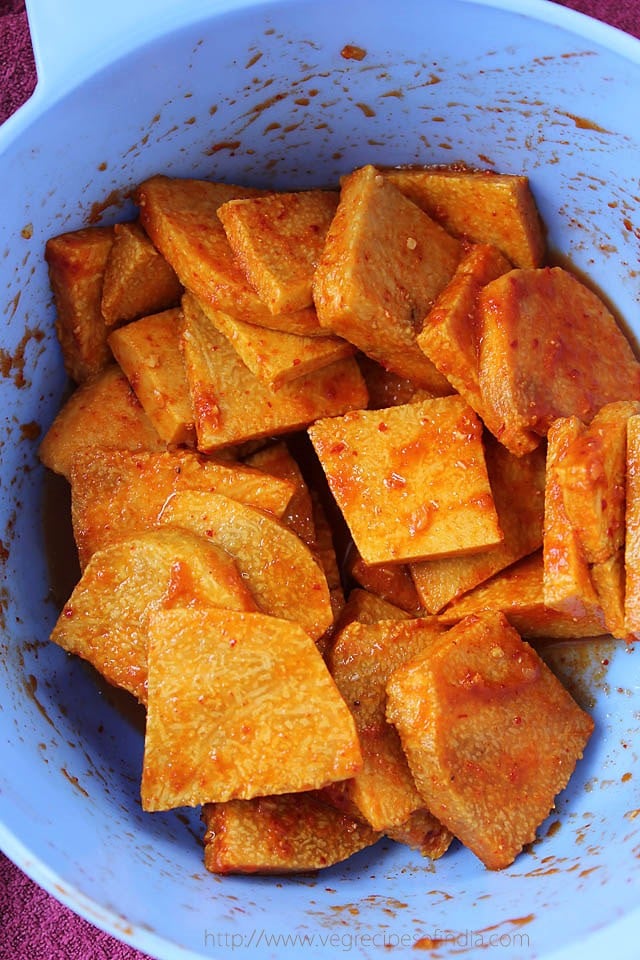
[217, 189, 340, 314]
[135, 175, 323, 336]
[543, 417, 603, 620]
[356, 353, 438, 408]
[385, 610, 594, 869]
[141, 607, 362, 810]
[326, 617, 445, 830]
[312, 164, 460, 390]
[385, 808, 453, 861]
[181, 292, 368, 451]
[335, 587, 413, 632]
[38, 364, 165, 479]
[50, 528, 256, 704]
[410, 436, 546, 614]
[245, 440, 316, 546]
[347, 546, 424, 615]
[100, 220, 182, 326]
[108, 307, 195, 445]
[591, 552, 628, 640]
[309, 396, 502, 566]
[477, 267, 640, 455]
[556, 400, 640, 564]
[45, 226, 115, 383]
[202, 793, 380, 874]
[625, 416, 640, 636]
[158, 489, 333, 641]
[384, 164, 546, 268]
[70, 447, 296, 569]
[438, 551, 606, 639]
[196, 300, 354, 389]
[417, 242, 512, 417]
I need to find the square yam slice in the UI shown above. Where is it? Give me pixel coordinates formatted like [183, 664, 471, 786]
[438, 551, 606, 639]
[135, 175, 323, 336]
[38, 364, 165, 479]
[70, 447, 296, 568]
[386, 610, 594, 869]
[217, 189, 340, 314]
[202, 793, 380, 875]
[410, 435, 545, 613]
[141, 608, 362, 810]
[100, 220, 182, 326]
[45, 226, 115, 383]
[477, 267, 640, 455]
[108, 307, 195, 445]
[181, 292, 368, 451]
[384, 165, 546, 269]
[326, 617, 445, 830]
[309, 396, 502, 565]
[313, 164, 460, 391]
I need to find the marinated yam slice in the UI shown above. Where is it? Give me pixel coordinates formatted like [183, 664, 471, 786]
[38, 364, 165, 480]
[202, 792, 380, 875]
[45, 225, 115, 383]
[197, 300, 354, 389]
[309, 396, 502, 566]
[385, 808, 453, 861]
[217, 189, 340, 314]
[477, 267, 640, 455]
[70, 447, 296, 569]
[625, 416, 640, 635]
[50, 528, 256, 704]
[417, 242, 512, 417]
[385, 610, 594, 870]
[346, 547, 424, 616]
[326, 617, 445, 830]
[543, 417, 603, 621]
[158, 489, 334, 642]
[410, 436, 546, 614]
[135, 175, 323, 336]
[100, 220, 182, 326]
[141, 608, 362, 810]
[313, 164, 460, 390]
[108, 307, 195, 445]
[181, 292, 368, 451]
[245, 440, 316, 546]
[384, 165, 546, 269]
[438, 551, 606, 639]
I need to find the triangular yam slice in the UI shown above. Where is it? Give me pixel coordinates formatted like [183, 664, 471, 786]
[50, 528, 257, 704]
[135, 175, 323, 336]
[202, 792, 380, 874]
[159, 489, 333, 641]
[313, 164, 460, 390]
[217, 189, 340, 314]
[386, 610, 594, 869]
[141, 608, 362, 809]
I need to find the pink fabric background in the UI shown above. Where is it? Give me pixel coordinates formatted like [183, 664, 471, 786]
[1, 1, 639, 957]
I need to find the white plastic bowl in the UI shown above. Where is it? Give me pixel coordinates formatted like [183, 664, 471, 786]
[1, 1, 639, 958]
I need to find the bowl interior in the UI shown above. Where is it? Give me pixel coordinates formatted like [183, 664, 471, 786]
[1, 2, 640, 958]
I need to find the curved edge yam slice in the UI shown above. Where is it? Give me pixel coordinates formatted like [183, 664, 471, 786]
[385, 610, 594, 870]
[158, 489, 334, 641]
[50, 528, 257, 705]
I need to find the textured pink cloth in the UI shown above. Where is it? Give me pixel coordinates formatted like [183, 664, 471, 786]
[1, 1, 639, 958]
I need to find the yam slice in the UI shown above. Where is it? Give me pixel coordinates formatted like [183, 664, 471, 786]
[217, 189, 340, 314]
[45, 225, 115, 383]
[313, 164, 460, 390]
[135, 175, 323, 336]
[385, 808, 453, 861]
[50, 528, 257, 704]
[346, 547, 424, 616]
[309, 396, 502, 566]
[202, 792, 380, 874]
[245, 440, 316, 546]
[100, 220, 182, 326]
[141, 608, 362, 810]
[159, 489, 333, 641]
[384, 165, 545, 269]
[386, 610, 594, 869]
[108, 307, 195, 445]
[70, 447, 296, 569]
[181, 292, 368, 451]
[38, 364, 165, 479]
[335, 587, 412, 632]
